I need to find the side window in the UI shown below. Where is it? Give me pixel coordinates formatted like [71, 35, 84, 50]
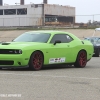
[66, 35, 73, 42]
[50, 34, 73, 43]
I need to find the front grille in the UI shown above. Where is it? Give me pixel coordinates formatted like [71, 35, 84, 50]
[0, 49, 22, 54]
[94, 47, 99, 53]
[94, 48, 96, 52]
[0, 60, 14, 65]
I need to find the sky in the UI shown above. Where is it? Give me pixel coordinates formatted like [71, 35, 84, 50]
[2, 0, 100, 23]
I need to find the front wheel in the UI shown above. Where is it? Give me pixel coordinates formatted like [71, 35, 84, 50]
[29, 51, 44, 71]
[74, 51, 87, 68]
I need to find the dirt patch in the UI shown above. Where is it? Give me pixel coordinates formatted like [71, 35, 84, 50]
[0, 29, 98, 42]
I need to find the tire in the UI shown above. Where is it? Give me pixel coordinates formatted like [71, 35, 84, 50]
[29, 51, 44, 71]
[74, 50, 87, 68]
[0, 68, 2, 70]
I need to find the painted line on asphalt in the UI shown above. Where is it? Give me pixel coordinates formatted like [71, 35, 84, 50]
[0, 72, 100, 80]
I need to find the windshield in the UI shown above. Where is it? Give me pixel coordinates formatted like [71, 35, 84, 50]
[84, 37, 100, 43]
[13, 33, 51, 43]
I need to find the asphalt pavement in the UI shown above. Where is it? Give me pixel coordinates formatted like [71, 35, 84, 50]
[0, 57, 100, 100]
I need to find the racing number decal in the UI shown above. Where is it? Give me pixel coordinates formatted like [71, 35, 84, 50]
[49, 57, 66, 64]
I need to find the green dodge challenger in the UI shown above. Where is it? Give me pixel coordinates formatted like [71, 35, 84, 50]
[0, 31, 94, 70]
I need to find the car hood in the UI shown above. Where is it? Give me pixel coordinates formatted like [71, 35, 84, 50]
[92, 42, 100, 46]
[0, 42, 45, 49]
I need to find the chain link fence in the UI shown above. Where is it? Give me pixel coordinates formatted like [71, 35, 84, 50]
[75, 14, 100, 28]
[0, 14, 100, 29]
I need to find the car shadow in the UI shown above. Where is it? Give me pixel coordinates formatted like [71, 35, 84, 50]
[42, 65, 75, 70]
[0, 65, 75, 71]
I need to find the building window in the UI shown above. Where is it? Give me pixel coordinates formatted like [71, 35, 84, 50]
[35, 5, 38, 8]
[0, 10, 3, 15]
[17, 8, 27, 15]
[4, 9, 16, 15]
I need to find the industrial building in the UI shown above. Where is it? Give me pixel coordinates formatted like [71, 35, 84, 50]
[0, 0, 75, 27]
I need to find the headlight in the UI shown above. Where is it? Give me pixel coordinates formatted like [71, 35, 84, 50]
[96, 44, 100, 46]
[19, 50, 22, 54]
[15, 50, 22, 54]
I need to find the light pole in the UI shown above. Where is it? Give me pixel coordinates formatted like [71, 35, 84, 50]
[93, 14, 94, 22]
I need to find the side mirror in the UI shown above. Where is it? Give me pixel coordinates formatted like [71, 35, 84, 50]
[54, 40, 61, 45]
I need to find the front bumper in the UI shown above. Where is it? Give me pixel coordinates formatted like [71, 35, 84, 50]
[94, 46, 99, 54]
[0, 65, 29, 69]
[0, 54, 30, 68]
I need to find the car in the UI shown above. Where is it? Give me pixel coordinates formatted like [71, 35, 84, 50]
[84, 28, 100, 57]
[84, 37, 100, 57]
[92, 28, 100, 36]
[0, 30, 94, 71]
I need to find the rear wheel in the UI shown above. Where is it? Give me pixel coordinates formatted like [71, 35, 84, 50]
[74, 50, 87, 68]
[29, 51, 44, 71]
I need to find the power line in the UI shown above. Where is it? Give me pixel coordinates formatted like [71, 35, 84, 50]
[76, 14, 100, 16]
